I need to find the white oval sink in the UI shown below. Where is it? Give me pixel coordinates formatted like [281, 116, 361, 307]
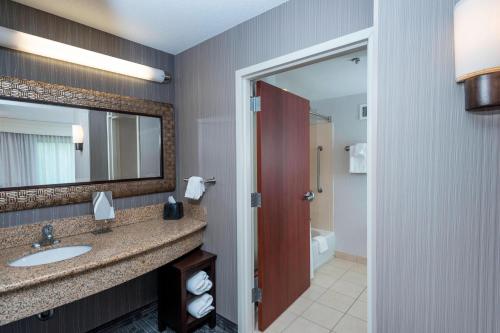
[9, 245, 92, 267]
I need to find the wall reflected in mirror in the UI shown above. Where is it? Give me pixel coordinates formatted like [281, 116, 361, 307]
[0, 99, 162, 189]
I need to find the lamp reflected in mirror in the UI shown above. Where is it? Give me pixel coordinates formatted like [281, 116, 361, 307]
[72, 125, 84, 151]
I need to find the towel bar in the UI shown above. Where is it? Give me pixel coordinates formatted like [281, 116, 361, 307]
[183, 177, 216, 184]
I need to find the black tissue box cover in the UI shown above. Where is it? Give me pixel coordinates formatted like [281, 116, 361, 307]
[164, 202, 184, 220]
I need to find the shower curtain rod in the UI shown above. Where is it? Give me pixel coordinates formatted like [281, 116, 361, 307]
[309, 111, 332, 123]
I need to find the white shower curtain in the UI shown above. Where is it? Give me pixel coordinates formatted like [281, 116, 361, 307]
[0, 132, 75, 187]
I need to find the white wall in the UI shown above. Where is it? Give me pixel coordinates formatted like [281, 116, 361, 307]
[311, 93, 367, 257]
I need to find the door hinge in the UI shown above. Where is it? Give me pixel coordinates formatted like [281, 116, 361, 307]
[252, 287, 262, 303]
[251, 192, 262, 208]
[250, 96, 261, 112]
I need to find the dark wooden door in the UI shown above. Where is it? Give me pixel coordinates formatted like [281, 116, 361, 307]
[256, 81, 311, 331]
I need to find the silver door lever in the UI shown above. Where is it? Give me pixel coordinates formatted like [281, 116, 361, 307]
[304, 191, 315, 201]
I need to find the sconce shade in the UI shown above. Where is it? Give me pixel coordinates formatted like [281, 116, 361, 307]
[72, 125, 84, 144]
[454, 0, 500, 82]
[454, 0, 500, 112]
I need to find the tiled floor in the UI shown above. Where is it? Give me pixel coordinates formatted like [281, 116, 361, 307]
[99, 309, 230, 333]
[263, 258, 367, 333]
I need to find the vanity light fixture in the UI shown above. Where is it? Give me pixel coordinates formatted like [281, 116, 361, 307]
[0, 26, 171, 83]
[454, 0, 500, 112]
[72, 125, 84, 151]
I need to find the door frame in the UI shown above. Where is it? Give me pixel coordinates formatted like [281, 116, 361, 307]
[235, 27, 377, 333]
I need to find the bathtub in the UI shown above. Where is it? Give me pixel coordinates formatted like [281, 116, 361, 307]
[311, 228, 336, 271]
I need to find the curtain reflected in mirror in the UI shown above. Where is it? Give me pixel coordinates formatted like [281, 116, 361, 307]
[0, 99, 162, 189]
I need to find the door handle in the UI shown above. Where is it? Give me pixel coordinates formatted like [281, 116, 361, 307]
[304, 191, 315, 202]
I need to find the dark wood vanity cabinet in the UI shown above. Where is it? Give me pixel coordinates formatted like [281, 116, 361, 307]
[0, 271, 158, 333]
[158, 249, 217, 333]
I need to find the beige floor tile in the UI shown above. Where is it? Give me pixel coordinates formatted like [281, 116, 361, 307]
[302, 284, 327, 301]
[339, 271, 367, 287]
[284, 317, 330, 333]
[312, 272, 338, 289]
[332, 314, 367, 333]
[348, 299, 367, 321]
[330, 280, 365, 298]
[358, 289, 367, 302]
[317, 264, 347, 278]
[301, 302, 343, 330]
[350, 263, 367, 274]
[288, 296, 313, 315]
[263, 309, 297, 333]
[328, 258, 354, 270]
[316, 289, 356, 312]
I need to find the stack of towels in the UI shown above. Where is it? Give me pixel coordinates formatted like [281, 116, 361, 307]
[186, 271, 214, 319]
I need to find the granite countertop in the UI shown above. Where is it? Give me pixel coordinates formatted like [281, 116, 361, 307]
[0, 216, 206, 294]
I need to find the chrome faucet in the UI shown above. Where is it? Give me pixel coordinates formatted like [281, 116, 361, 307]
[32, 224, 60, 248]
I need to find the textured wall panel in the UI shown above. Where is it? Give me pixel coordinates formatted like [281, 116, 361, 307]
[376, 0, 500, 332]
[175, 0, 373, 322]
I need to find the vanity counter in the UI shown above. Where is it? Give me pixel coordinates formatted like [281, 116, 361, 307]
[0, 214, 206, 325]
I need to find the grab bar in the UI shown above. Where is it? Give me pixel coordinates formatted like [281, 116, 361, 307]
[317, 146, 323, 193]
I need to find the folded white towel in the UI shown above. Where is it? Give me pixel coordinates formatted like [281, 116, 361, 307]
[189, 279, 213, 295]
[187, 293, 214, 319]
[186, 271, 213, 295]
[349, 143, 367, 174]
[184, 176, 206, 200]
[187, 271, 208, 290]
[313, 235, 329, 254]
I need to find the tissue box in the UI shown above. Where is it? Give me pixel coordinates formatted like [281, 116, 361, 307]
[164, 202, 184, 220]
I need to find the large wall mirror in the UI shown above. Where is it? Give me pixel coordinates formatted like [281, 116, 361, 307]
[0, 99, 163, 188]
[0, 76, 175, 212]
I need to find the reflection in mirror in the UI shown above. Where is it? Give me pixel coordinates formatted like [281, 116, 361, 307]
[0, 99, 162, 189]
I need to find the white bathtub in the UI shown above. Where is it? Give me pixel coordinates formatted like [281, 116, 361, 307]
[311, 228, 336, 271]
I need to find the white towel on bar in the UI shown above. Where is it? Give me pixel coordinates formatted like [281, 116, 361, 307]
[187, 293, 215, 319]
[313, 235, 329, 254]
[184, 176, 206, 200]
[349, 143, 367, 174]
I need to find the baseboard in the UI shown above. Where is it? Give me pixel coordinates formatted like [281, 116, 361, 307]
[335, 250, 367, 265]
[215, 314, 238, 333]
[90, 301, 238, 333]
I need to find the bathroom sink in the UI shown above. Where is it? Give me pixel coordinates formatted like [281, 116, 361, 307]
[9, 245, 92, 267]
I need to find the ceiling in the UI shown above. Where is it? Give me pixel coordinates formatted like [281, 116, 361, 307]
[13, 0, 289, 55]
[262, 49, 367, 101]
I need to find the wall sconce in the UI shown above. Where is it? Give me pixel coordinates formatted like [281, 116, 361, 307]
[0, 26, 171, 83]
[72, 125, 84, 151]
[454, 0, 500, 113]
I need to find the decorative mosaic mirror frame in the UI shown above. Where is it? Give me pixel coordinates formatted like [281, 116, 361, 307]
[0, 76, 175, 212]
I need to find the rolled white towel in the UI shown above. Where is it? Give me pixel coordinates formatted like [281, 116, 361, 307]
[187, 293, 215, 319]
[187, 271, 213, 295]
[196, 279, 213, 295]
